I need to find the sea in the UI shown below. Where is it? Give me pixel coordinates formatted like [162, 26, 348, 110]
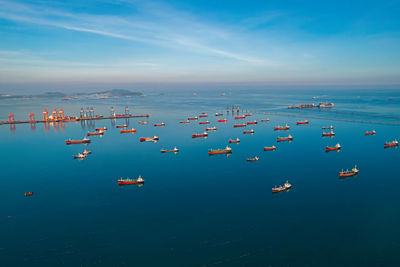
[1, 89, 400, 266]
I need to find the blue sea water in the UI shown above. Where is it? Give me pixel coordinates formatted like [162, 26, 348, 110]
[1, 89, 400, 266]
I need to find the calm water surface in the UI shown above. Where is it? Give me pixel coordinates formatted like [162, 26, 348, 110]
[1, 89, 400, 266]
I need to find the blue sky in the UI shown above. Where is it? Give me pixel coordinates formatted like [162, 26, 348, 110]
[0, 0, 400, 91]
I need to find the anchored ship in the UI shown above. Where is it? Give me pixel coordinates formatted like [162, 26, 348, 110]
[199, 121, 210, 125]
[116, 124, 127, 128]
[264, 146, 276, 151]
[199, 114, 208, 118]
[206, 126, 217, 131]
[243, 129, 254, 134]
[65, 137, 91, 145]
[234, 123, 246, 128]
[322, 130, 335, 137]
[140, 136, 159, 142]
[229, 138, 240, 143]
[322, 125, 334, 129]
[215, 113, 223, 116]
[208, 146, 232, 155]
[120, 128, 136, 133]
[154, 122, 165, 127]
[188, 117, 198, 120]
[180, 120, 190, 124]
[384, 140, 399, 148]
[326, 143, 341, 152]
[234, 116, 245, 119]
[218, 119, 227, 122]
[365, 130, 376, 136]
[274, 124, 290, 131]
[339, 166, 359, 178]
[95, 127, 107, 131]
[161, 147, 179, 153]
[247, 156, 259, 161]
[261, 118, 270, 122]
[296, 120, 309, 125]
[118, 175, 144, 185]
[139, 121, 148, 124]
[192, 132, 208, 138]
[87, 130, 104, 136]
[272, 181, 292, 193]
[277, 135, 293, 142]
[247, 120, 257, 125]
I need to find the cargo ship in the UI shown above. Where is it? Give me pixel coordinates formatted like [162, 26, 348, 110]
[296, 120, 309, 125]
[120, 128, 137, 133]
[274, 124, 290, 131]
[234, 123, 246, 128]
[199, 121, 210, 125]
[199, 114, 208, 118]
[234, 116, 245, 119]
[24, 192, 34, 197]
[229, 138, 240, 143]
[384, 140, 399, 148]
[365, 130, 376, 136]
[243, 129, 254, 134]
[95, 127, 107, 131]
[118, 175, 144, 185]
[180, 120, 190, 124]
[154, 122, 165, 127]
[244, 113, 252, 117]
[322, 130, 335, 137]
[325, 143, 341, 152]
[264, 146, 276, 151]
[116, 124, 127, 128]
[188, 117, 198, 120]
[192, 132, 208, 138]
[206, 126, 217, 131]
[208, 146, 232, 155]
[288, 105, 298, 109]
[319, 102, 334, 108]
[247, 120, 257, 125]
[215, 113, 223, 116]
[247, 156, 259, 161]
[277, 135, 293, 142]
[140, 136, 159, 142]
[87, 130, 104, 136]
[272, 181, 292, 193]
[261, 118, 270, 122]
[339, 166, 359, 178]
[139, 121, 148, 124]
[322, 125, 334, 129]
[161, 147, 179, 153]
[65, 137, 91, 145]
[218, 119, 227, 122]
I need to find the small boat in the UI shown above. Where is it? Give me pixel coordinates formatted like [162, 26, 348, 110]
[180, 120, 190, 124]
[234, 116, 245, 119]
[274, 124, 290, 131]
[87, 130, 104, 136]
[339, 166, 359, 178]
[192, 132, 208, 138]
[95, 127, 107, 131]
[82, 149, 91, 155]
[277, 135, 293, 142]
[140, 136, 159, 142]
[244, 113, 252, 117]
[322, 125, 333, 129]
[206, 126, 217, 131]
[24, 192, 34, 197]
[118, 175, 144, 185]
[264, 146, 276, 151]
[296, 120, 309, 125]
[243, 129, 254, 134]
[73, 153, 86, 159]
[208, 146, 232, 155]
[199, 114, 208, 118]
[66, 137, 91, 145]
[215, 113, 223, 116]
[161, 147, 179, 153]
[218, 119, 227, 122]
[154, 122, 165, 127]
[261, 118, 270, 122]
[247, 156, 259, 161]
[246, 120, 257, 125]
[188, 117, 198, 120]
[234, 123, 246, 128]
[120, 128, 137, 133]
[116, 124, 127, 128]
[229, 138, 240, 143]
[365, 130, 376, 136]
[139, 121, 148, 124]
[322, 130, 335, 137]
[199, 121, 210, 125]
[272, 181, 292, 193]
[384, 140, 399, 148]
[326, 143, 341, 152]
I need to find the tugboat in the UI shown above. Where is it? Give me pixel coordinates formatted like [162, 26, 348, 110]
[296, 120, 309, 125]
[73, 153, 86, 159]
[261, 118, 270, 122]
[365, 130, 376, 136]
[139, 121, 148, 124]
[24, 192, 34, 197]
[188, 116, 198, 120]
[180, 120, 190, 124]
[95, 127, 107, 131]
[192, 132, 208, 138]
[243, 129, 254, 134]
[234, 116, 245, 119]
[87, 130, 104, 136]
[139, 136, 159, 142]
[65, 137, 91, 145]
[246, 156, 259, 161]
[229, 138, 240, 144]
[277, 135, 293, 142]
[339, 166, 359, 178]
[116, 124, 127, 128]
[272, 181, 292, 193]
[322, 125, 334, 129]
[325, 143, 341, 152]
[199, 114, 208, 118]
[208, 146, 232, 155]
[120, 128, 136, 133]
[199, 121, 210, 125]
[322, 130, 335, 137]
[154, 122, 165, 127]
[118, 175, 144, 185]
[274, 124, 290, 131]
[205, 126, 217, 131]
[215, 113, 223, 116]
[218, 118, 227, 122]
[247, 120, 258, 125]
[264, 146, 276, 151]
[161, 147, 179, 153]
[384, 140, 399, 148]
[234, 123, 246, 128]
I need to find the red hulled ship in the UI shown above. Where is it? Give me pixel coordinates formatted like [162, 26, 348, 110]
[234, 123, 246, 128]
[65, 137, 91, 145]
[365, 130, 376, 136]
[325, 143, 341, 152]
[322, 130, 335, 137]
[296, 120, 309, 125]
[208, 146, 232, 155]
[264, 146, 276, 151]
[384, 140, 399, 148]
[154, 122, 165, 127]
[246, 120, 257, 125]
[116, 124, 127, 128]
[277, 135, 293, 142]
[192, 132, 208, 138]
[274, 124, 290, 131]
[218, 119, 227, 122]
[272, 181, 292, 193]
[87, 130, 104, 136]
[206, 126, 217, 131]
[140, 136, 159, 142]
[234, 116, 245, 119]
[120, 128, 137, 133]
[95, 127, 107, 131]
[339, 166, 359, 178]
[199, 121, 210, 125]
[243, 129, 254, 134]
[118, 175, 144, 185]
[229, 138, 240, 143]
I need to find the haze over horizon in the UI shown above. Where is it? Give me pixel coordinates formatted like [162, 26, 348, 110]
[1, 0, 400, 93]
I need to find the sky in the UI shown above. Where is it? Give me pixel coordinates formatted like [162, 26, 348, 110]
[0, 0, 400, 92]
